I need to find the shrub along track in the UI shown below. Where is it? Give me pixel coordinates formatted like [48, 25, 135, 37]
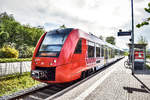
[0, 58, 122, 100]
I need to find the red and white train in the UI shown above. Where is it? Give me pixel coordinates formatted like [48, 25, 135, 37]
[31, 28, 124, 83]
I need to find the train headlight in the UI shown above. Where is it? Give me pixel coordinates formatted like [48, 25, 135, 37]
[50, 62, 53, 65]
[34, 58, 40, 64]
[53, 60, 57, 63]
[33, 60, 37, 64]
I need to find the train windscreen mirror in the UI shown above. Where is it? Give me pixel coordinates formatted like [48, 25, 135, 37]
[74, 39, 82, 54]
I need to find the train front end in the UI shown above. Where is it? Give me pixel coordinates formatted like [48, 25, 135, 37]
[31, 28, 75, 83]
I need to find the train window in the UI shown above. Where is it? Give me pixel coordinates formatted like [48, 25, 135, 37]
[88, 45, 95, 57]
[111, 49, 114, 58]
[101, 45, 104, 57]
[74, 39, 82, 54]
[96, 47, 100, 57]
[96, 44, 100, 57]
[88, 41, 95, 57]
[37, 28, 73, 57]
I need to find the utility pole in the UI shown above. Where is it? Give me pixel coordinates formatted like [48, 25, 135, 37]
[131, 0, 134, 75]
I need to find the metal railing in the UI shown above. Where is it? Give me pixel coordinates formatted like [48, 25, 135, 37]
[0, 61, 31, 77]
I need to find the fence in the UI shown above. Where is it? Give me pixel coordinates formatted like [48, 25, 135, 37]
[0, 61, 31, 77]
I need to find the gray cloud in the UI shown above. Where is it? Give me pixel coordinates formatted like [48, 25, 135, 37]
[0, 0, 150, 48]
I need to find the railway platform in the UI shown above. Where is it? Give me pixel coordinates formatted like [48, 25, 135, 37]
[54, 58, 150, 100]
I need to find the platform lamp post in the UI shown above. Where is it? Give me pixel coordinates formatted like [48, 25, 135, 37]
[118, 0, 135, 75]
[131, 0, 135, 75]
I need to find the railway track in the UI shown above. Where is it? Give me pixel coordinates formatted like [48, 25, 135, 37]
[1, 59, 122, 100]
[17, 83, 75, 100]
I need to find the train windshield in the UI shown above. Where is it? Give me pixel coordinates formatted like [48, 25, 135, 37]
[37, 28, 73, 57]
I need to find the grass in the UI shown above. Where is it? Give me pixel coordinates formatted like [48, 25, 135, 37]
[0, 72, 40, 97]
[146, 58, 150, 70]
[146, 64, 150, 70]
[0, 58, 32, 63]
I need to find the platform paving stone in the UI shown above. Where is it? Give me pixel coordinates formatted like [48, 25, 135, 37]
[54, 58, 150, 100]
[85, 58, 150, 100]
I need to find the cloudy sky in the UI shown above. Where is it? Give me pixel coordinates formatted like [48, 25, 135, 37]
[0, 0, 150, 49]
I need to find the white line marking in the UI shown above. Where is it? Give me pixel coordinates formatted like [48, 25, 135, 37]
[74, 66, 117, 100]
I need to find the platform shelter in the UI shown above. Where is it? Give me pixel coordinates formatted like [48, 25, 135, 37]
[128, 43, 147, 70]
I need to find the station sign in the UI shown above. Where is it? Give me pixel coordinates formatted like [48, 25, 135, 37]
[118, 31, 131, 36]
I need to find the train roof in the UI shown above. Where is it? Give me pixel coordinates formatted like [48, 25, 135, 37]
[76, 28, 123, 51]
[51, 28, 124, 51]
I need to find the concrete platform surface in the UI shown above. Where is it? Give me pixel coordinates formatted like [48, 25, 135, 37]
[54, 58, 150, 100]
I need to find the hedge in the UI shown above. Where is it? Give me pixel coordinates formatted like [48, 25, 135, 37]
[0, 58, 32, 63]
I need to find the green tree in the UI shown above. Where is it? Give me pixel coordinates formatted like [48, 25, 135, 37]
[136, 2, 150, 28]
[0, 12, 44, 47]
[137, 36, 149, 59]
[106, 36, 116, 45]
[0, 31, 9, 44]
[137, 36, 148, 44]
[60, 24, 66, 29]
[0, 12, 45, 58]
[99, 35, 103, 40]
[0, 12, 20, 46]
[0, 12, 14, 21]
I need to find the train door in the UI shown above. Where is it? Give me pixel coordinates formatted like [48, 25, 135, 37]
[108, 47, 111, 63]
[95, 44, 105, 69]
[109, 48, 114, 63]
[71, 39, 86, 73]
[112, 49, 115, 62]
[104, 46, 108, 65]
[115, 49, 118, 60]
[100, 45, 105, 68]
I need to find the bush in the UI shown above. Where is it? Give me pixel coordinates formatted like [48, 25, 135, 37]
[17, 44, 35, 58]
[124, 52, 129, 56]
[0, 58, 32, 63]
[146, 54, 150, 59]
[146, 64, 150, 70]
[26, 46, 35, 58]
[0, 46, 19, 58]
